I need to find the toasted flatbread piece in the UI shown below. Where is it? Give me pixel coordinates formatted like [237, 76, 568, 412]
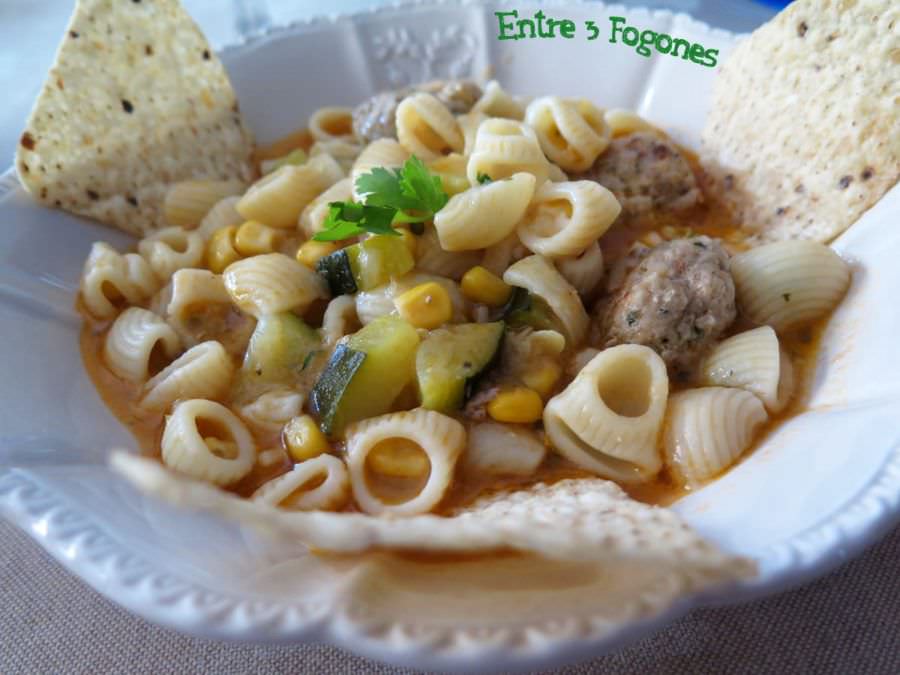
[16, 0, 254, 236]
[701, 0, 899, 243]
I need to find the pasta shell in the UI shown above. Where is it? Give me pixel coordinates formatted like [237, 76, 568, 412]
[137, 227, 205, 283]
[544, 345, 668, 483]
[525, 97, 610, 172]
[700, 326, 794, 413]
[103, 307, 181, 382]
[163, 180, 245, 229]
[252, 454, 350, 512]
[472, 80, 525, 120]
[503, 255, 589, 345]
[80, 242, 159, 319]
[355, 273, 467, 325]
[140, 341, 234, 412]
[517, 180, 620, 258]
[434, 173, 537, 251]
[346, 408, 466, 516]
[415, 226, 483, 281]
[299, 177, 353, 238]
[466, 118, 550, 186]
[556, 241, 604, 297]
[396, 92, 464, 160]
[309, 139, 363, 173]
[457, 111, 489, 155]
[161, 399, 256, 486]
[165, 269, 233, 346]
[604, 109, 658, 138]
[663, 387, 768, 487]
[223, 253, 328, 318]
[322, 295, 360, 346]
[308, 106, 355, 143]
[196, 196, 243, 240]
[239, 389, 304, 434]
[463, 422, 546, 476]
[731, 240, 851, 333]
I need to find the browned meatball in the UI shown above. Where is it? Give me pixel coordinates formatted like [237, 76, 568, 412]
[597, 237, 736, 377]
[576, 132, 702, 220]
[351, 80, 482, 144]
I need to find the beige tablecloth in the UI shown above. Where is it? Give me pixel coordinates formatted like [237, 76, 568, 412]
[2, 518, 899, 674]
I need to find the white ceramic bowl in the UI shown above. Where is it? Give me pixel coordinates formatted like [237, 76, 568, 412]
[2, 2, 899, 671]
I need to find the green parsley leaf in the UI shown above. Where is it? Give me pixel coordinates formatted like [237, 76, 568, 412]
[313, 156, 448, 241]
[477, 173, 492, 185]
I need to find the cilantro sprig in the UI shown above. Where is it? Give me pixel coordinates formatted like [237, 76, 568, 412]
[313, 156, 449, 242]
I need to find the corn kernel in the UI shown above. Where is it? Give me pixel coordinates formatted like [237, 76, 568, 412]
[396, 227, 418, 259]
[521, 360, 562, 399]
[206, 225, 241, 274]
[283, 415, 330, 462]
[487, 387, 544, 424]
[461, 266, 513, 307]
[296, 239, 340, 268]
[234, 220, 279, 256]
[394, 281, 453, 330]
[366, 438, 429, 478]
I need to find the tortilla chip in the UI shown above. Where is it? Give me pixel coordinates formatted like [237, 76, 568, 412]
[701, 0, 899, 243]
[110, 452, 754, 582]
[15, 0, 254, 236]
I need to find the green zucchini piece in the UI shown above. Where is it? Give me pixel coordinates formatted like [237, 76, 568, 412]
[240, 313, 321, 388]
[310, 316, 420, 436]
[348, 235, 415, 291]
[416, 322, 505, 413]
[502, 287, 562, 333]
[316, 249, 357, 296]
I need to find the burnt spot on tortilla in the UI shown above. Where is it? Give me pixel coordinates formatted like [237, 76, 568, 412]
[861, 167, 874, 181]
[797, 21, 808, 37]
[20, 132, 35, 151]
[723, 174, 734, 190]
[203, 49, 211, 60]
[126, 196, 138, 207]
[86, 189, 100, 201]
[775, 206, 788, 216]
[838, 175, 852, 189]
[69, 30, 80, 39]
[145, 44, 153, 56]
[121, 99, 134, 114]
[40, 187, 47, 199]
[795, 183, 805, 194]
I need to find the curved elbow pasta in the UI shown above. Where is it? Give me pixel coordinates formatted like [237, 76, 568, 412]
[544, 345, 668, 483]
[165, 269, 233, 345]
[466, 118, 550, 186]
[163, 180, 245, 229]
[223, 253, 327, 318]
[140, 341, 234, 412]
[351, 139, 409, 202]
[556, 241, 604, 297]
[700, 326, 794, 413]
[137, 227, 205, 283]
[80, 243, 159, 319]
[239, 389, 304, 434]
[237, 155, 344, 228]
[415, 227, 483, 281]
[463, 422, 546, 476]
[604, 108, 657, 138]
[322, 295, 359, 346]
[731, 240, 851, 333]
[103, 307, 181, 382]
[472, 80, 525, 121]
[434, 173, 536, 251]
[525, 97, 610, 172]
[308, 106, 356, 142]
[395, 92, 464, 160]
[161, 399, 256, 486]
[663, 387, 768, 487]
[299, 177, 353, 238]
[517, 180, 620, 257]
[252, 454, 350, 511]
[196, 195, 243, 240]
[457, 111, 488, 155]
[310, 139, 362, 173]
[346, 408, 466, 516]
[503, 255, 589, 345]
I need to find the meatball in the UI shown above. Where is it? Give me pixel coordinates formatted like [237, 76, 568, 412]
[576, 132, 702, 220]
[352, 80, 482, 144]
[597, 237, 736, 377]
